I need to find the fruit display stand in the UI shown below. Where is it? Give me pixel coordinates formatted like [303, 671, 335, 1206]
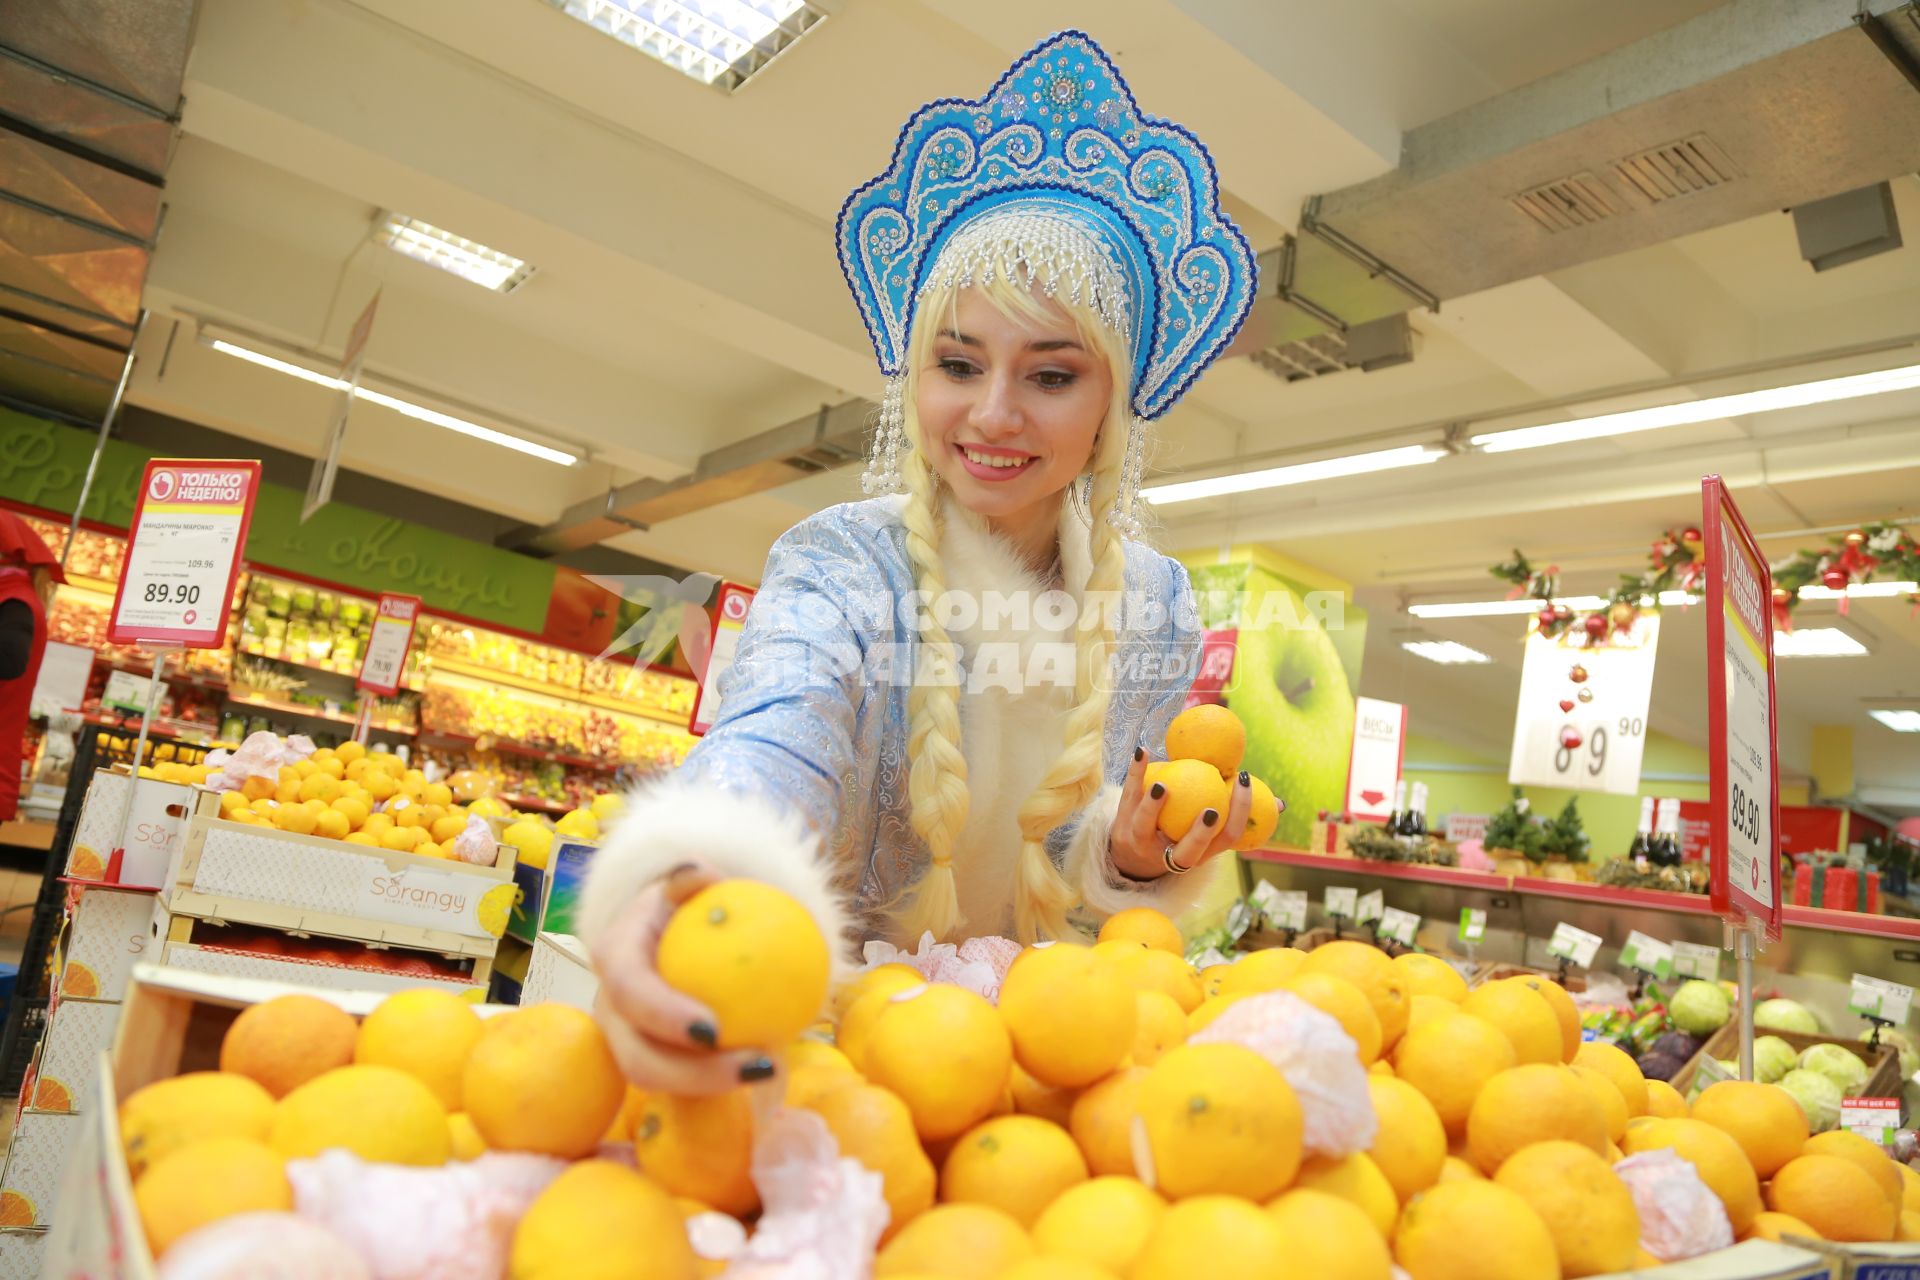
[162, 787, 515, 991]
[519, 931, 597, 1013]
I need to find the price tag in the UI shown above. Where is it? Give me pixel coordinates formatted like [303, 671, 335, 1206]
[1355, 890, 1384, 924]
[1507, 614, 1661, 796]
[1619, 931, 1674, 980]
[1191, 946, 1232, 971]
[1224, 899, 1255, 941]
[1547, 922, 1604, 968]
[1325, 886, 1357, 919]
[1459, 908, 1487, 943]
[357, 594, 421, 695]
[1671, 941, 1722, 981]
[1850, 974, 1914, 1024]
[1249, 880, 1282, 921]
[1689, 1053, 1737, 1100]
[1379, 907, 1420, 947]
[108, 460, 260, 649]
[1841, 1097, 1900, 1146]
[101, 670, 153, 715]
[1265, 889, 1308, 932]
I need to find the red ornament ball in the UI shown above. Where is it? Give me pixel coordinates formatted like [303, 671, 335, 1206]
[1584, 614, 1608, 638]
[1560, 729, 1584, 750]
[1538, 608, 1558, 630]
[1821, 568, 1849, 591]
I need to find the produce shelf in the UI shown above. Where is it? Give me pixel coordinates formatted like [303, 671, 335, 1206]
[235, 647, 423, 692]
[1244, 847, 1920, 942]
[416, 729, 614, 773]
[425, 655, 688, 727]
[496, 792, 570, 817]
[226, 689, 416, 735]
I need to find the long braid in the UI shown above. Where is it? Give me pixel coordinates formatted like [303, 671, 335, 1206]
[1010, 393, 1129, 941]
[892, 412, 971, 942]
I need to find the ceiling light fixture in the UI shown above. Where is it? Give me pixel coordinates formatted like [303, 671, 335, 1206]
[204, 338, 579, 467]
[375, 214, 533, 293]
[1143, 444, 1444, 506]
[1402, 640, 1493, 665]
[549, 0, 826, 90]
[1868, 709, 1920, 733]
[1772, 627, 1869, 657]
[1471, 360, 1920, 453]
[1407, 596, 1608, 620]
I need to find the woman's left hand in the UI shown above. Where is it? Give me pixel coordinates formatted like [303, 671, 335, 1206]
[1110, 747, 1271, 880]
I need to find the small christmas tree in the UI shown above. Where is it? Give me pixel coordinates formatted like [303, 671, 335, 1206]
[1539, 796, 1591, 863]
[1483, 787, 1544, 861]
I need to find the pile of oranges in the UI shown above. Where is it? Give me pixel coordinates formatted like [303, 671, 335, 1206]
[115, 884, 1914, 1279]
[211, 740, 488, 860]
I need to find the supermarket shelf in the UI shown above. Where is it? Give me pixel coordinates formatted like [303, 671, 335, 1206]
[237, 647, 423, 692]
[227, 690, 416, 735]
[425, 655, 690, 727]
[497, 792, 570, 817]
[417, 729, 614, 772]
[1244, 847, 1920, 942]
[99, 657, 229, 688]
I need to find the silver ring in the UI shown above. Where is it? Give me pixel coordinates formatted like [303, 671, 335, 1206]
[1162, 841, 1191, 876]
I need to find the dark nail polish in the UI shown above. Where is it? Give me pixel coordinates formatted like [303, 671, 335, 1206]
[1134, 746, 1145, 762]
[687, 1021, 717, 1048]
[739, 1056, 776, 1083]
[1239, 770, 1250, 787]
[1149, 783, 1165, 800]
[1202, 809, 1219, 827]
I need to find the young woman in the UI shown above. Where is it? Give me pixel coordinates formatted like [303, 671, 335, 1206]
[580, 31, 1265, 1093]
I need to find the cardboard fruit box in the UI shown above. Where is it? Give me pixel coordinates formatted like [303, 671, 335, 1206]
[169, 789, 516, 959]
[1669, 1023, 1901, 1100]
[66, 768, 194, 889]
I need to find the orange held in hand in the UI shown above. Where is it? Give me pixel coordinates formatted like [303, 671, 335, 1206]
[1165, 705, 1246, 778]
[1142, 760, 1229, 841]
[657, 879, 831, 1051]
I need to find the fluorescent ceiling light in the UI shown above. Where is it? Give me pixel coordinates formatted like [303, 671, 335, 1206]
[1472, 361, 1920, 453]
[206, 338, 579, 467]
[1772, 627, 1868, 657]
[1796, 580, 1919, 600]
[1143, 445, 1444, 506]
[1407, 596, 1608, 619]
[1403, 640, 1492, 665]
[1868, 709, 1920, 733]
[376, 214, 532, 293]
[551, 0, 825, 90]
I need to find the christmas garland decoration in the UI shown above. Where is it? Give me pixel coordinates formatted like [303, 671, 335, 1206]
[1492, 521, 1919, 643]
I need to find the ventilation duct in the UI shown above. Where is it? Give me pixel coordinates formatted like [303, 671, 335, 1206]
[1240, 0, 1920, 349]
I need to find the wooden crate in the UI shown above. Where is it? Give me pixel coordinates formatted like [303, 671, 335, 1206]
[1471, 961, 1589, 994]
[1670, 1022, 1900, 1100]
[170, 790, 515, 959]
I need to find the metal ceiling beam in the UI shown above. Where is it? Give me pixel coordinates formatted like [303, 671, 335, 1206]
[499, 398, 873, 555]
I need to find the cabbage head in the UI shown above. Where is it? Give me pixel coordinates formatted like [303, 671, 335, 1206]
[1670, 980, 1733, 1035]
[1798, 1042, 1871, 1096]
[1753, 998, 1821, 1034]
[1778, 1068, 1843, 1131]
[1753, 1035, 1797, 1084]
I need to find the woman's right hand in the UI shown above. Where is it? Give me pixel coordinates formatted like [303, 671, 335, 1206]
[587, 860, 777, 1097]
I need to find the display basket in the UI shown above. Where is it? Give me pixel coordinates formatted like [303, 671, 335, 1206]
[1471, 960, 1589, 994]
[169, 790, 515, 959]
[1669, 1023, 1901, 1100]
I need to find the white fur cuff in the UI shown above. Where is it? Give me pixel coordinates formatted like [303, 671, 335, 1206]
[1069, 784, 1221, 923]
[577, 777, 857, 971]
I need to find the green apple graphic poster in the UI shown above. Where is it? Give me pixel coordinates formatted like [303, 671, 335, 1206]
[1182, 554, 1368, 851]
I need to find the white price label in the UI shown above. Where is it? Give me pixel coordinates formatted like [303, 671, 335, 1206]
[109, 461, 258, 649]
[1508, 614, 1661, 796]
[1325, 886, 1358, 919]
[1850, 974, 1914, 1025]
[1459, 908, 1487, 943]
[1344, 697, 1406, 823]
[1547, 922, 1604, 968]
[1249, 880, 1283, 921]
[358, 594, 420, 695]
[1191, 946, 1232, 971]
[101, 669, 153, 714]
[1379, 907, 1420, 947]
[1267, 890, 1308, 933]
[1840, 1097, 1899, 1146]
[1671, 941, 1721, 981]
[1619, 931, 1674, 980]
[1355, 890, 1384, 924]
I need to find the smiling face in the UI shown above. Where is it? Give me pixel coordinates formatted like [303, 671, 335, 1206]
[912, 286, 1118, 551]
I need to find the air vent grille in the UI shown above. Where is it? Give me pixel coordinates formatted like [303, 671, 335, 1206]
[1510, 172, 1623, 233]
[1252, 332, 1349, 382]
[1612, 133, 1741, 204]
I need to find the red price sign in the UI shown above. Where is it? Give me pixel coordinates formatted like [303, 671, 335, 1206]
[689, 582, 755, 737]
[1703, 476, 1782, 940]
[357, 594, 421, 695]
[108, 460, 260, 649]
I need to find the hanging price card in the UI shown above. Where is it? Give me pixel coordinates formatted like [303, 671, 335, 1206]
[1841, 1097, 1900, 1146]
[1459, 908, 1487, 943]
[1380, 907, 1420, 947]
[101, 670, 153, 715]
[1509, 614, 1661, 796]
[108, 460, 260, 649]
[1619, 931, 1674, 980]
[1547, 922, 1604, 968]
[1325, 886, 1357, 919]
[1672, 941, 1722, 981]
[1252, 882, 1306, 931]
[1850, 974, 1914, 1024]
[357, 594, 421, 695]
[1355, 890, 1384, 924]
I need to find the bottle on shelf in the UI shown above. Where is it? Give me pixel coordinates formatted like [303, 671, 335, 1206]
[1629, 796, 1654, 867]
[1386, 778, 1407, 832]
[1400, 781, 1429, 842]
[1650, 797, 1682, 867]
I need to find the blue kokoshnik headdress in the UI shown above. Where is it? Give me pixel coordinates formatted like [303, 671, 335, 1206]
[837, 29, 1257, 537]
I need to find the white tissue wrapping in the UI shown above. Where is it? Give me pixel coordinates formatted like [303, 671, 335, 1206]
[287, 1150, 568, 1280]
[719, 1098, 890, 1280]
[1189, 991, 1379, 1158]
[859, 933, 1021, 1003]
[1614, 1148, 1734, 1261]
[154, 1212, 371, 1280]
[452, 813, 500, 865]
[203, 731, 316, 791]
